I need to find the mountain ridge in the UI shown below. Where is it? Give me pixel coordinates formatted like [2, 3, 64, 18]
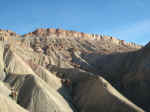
[0, 28, 143, 49]
[23, 28, 142, 49]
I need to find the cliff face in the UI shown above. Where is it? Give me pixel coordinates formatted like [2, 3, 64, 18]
[23, 28, 142, 49]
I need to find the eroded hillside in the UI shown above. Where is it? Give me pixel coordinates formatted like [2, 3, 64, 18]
[0, 28, 148, 112]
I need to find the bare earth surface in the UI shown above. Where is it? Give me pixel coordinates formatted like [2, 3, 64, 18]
[0, 28, 149, 112]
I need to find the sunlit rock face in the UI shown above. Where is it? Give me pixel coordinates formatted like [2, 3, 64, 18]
[23, 28, 142, 49]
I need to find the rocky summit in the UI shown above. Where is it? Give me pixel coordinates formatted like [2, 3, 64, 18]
[0, 28, 149, 112]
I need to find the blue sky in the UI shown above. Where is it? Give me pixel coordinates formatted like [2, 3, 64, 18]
[0, 0, 150, 45]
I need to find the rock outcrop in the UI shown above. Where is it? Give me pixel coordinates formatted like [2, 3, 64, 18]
[23, 28, 142, 49]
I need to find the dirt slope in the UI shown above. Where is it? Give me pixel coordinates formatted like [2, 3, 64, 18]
[72, 75, 144, 112]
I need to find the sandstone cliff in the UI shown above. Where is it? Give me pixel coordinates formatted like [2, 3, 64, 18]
[23, 28, 142, 49]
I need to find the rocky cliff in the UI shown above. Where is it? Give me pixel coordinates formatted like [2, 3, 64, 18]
[23, 28, 142, 49]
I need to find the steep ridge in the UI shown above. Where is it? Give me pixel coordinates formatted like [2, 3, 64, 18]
[5, 73, 74, 112]
[72, 75, 144, 112]
[0, 77, 28, 112]
[23, 28, 142, 49]
[89, 41, 150, 111]
[118, 42, 150, 111]
[3, 45, 75, 112]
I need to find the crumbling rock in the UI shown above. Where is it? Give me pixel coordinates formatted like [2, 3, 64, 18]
[23, 28, 142, 49]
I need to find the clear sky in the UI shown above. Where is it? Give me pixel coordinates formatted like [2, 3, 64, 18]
[0, 0, 150, 45]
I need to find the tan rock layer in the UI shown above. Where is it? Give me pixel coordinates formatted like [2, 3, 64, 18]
[0, 29, 18, 37]
[23, 28, 142, 49]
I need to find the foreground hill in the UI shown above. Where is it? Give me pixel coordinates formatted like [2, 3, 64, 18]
[0, 28, 148, 112]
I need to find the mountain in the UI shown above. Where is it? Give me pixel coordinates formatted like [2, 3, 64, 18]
[0, 28, 148, 112]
